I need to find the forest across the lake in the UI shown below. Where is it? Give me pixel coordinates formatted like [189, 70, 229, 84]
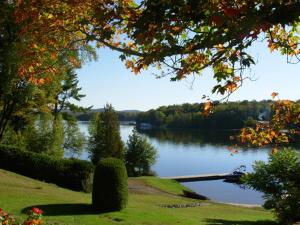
[76, 100, 286, 130]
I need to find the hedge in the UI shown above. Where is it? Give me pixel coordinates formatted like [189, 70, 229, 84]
[0, 145, 94, 192]
[92, 158, 128, 211]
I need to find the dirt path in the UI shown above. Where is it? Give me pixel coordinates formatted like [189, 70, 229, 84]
[128, 179, 175, 196]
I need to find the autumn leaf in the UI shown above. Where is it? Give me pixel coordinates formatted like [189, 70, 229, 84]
[202, 101, 213, 116]
[221, 6, 240, 18]
[47, 13, 54, 19]
[28, 66, 34, 73]
[211, 15, 223, 26]
[50, 52, 58, 60]
[125, 60, 134, 68]
[271, 92, 278, 99]
[171, 26, 181, 32]
[127, 41, 134, 48]
[226, 81, 237, 92]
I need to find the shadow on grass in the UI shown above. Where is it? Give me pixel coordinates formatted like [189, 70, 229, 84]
[22, 204, 105, 216]
[205, 219, 278, 225]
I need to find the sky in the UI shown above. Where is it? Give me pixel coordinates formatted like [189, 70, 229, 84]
[75, 41, 300, 111]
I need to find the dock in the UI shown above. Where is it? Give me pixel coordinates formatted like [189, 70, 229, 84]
[161, 173, 243, 182]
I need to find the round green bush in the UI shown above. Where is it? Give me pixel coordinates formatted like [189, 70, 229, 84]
[92, 158, 128, 211]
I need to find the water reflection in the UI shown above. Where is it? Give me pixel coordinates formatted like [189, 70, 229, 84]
[140, 128, 272, 205]
[138, 128, 237, 146]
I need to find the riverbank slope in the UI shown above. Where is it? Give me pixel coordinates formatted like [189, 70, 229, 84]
[0, 169, 276, 225]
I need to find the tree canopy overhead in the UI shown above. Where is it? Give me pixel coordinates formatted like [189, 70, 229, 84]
[111, 1, 300, 96]
[3, 0, 300, 146]
[12, 1, 300, 90]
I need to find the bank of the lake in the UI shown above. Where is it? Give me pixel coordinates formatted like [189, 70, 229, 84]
[76, 121, 270, 205]
[0, 169, 276, 225]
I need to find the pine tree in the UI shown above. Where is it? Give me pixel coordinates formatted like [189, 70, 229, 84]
[88, 104, 124, 165]
[125, 128, 157, 176]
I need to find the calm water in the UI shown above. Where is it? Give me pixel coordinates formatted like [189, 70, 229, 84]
[77, 121, 270, 205]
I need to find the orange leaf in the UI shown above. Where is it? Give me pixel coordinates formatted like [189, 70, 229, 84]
[127, 41, 134, 48]
[271, 92, 278, 99]
[202, 101, 213, 116]
[125, 60, 134, 68]
[226, 82, 237, 92]
[50, 52, 57, 60]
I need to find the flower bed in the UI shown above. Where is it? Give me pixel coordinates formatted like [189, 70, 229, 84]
[0, 207, 44, 225]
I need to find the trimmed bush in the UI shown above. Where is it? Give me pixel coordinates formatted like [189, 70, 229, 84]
[92, 158, 128, 211]
[0, 145, 94, 192]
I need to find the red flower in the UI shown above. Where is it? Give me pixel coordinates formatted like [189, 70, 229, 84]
[31, 208, 43, 215]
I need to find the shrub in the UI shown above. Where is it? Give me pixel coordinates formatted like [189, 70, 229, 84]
[125, 128, 157, 176]
[0, 145, 94, 192]
[242, 149, 300, 225]
[92, 158, 128, 211]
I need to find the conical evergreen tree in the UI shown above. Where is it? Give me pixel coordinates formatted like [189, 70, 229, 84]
[88, 104, 124, 165]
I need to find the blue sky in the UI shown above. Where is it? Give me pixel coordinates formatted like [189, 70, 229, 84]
[76, 41, 300, 111]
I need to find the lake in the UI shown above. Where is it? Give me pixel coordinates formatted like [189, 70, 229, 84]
[76, 121, 270, 205]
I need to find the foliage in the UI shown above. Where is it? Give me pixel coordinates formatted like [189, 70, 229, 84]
[2, 0, 299, 153]
[0, 145, 94, 192]
[242, 149, 300, 224]
[241, 97, 300, 148]
[76, 110, 140, 122]
[88, 104, 124, 165]
[92, 158, 128, 212]
[63, 117, 86, 158]
[52, 68, 92, 118]
[23, 208, 44, 225]
[0, 0, 94, 141]
[11, 0, 300, 99]
[15, 114, 64, 157]
[21, 114, 56, 154]
[49, 114, 65, 158]
[0, 207, 44, 225]
[1, 113, 85, 159]
[137, 101, 271, 130]
[90, 1, 300, 98]
[125, 128, 157, 176]
[3, 0, 299, 152]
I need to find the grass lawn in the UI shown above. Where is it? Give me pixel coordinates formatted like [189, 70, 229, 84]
[0, 169, 277, 225]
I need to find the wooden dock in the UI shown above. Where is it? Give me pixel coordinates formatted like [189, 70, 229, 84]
[161, 173, 243, 182]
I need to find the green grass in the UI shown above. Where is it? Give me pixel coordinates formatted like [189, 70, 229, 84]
[0, 169, 277, 225]
[133, 176, 192, 195]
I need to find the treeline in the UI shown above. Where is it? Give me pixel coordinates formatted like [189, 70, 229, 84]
[136, 100, 273, 130]
[76, 110, 140, 121]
